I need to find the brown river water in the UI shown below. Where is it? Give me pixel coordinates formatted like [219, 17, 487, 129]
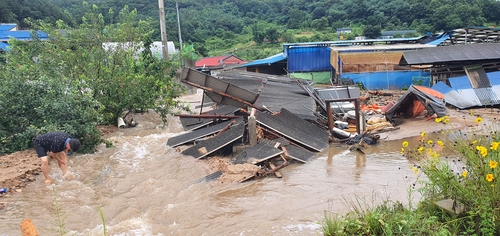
[0, 111, 421, 235]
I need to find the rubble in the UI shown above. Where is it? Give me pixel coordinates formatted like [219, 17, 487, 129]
[168, 67, 456, 183]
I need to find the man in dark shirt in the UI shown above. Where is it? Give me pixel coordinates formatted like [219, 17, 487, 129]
[34, 132, 81, 184]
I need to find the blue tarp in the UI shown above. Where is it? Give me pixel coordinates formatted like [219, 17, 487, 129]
[341, 71, 430, 90]
[287, 46, 331, 72]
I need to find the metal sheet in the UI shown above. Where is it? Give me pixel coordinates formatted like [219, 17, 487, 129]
[431, 81, 454, 95]
[181, 122, 244, 159]
[255, 109, 329, 152]
[443, 90, 478, 109]
[237, 52, 286, 68]
[488, 71, 500, 85]
[181, 67, 259, 106]
[456, 89, 482, 106]
[231, 141, 283, 165]
[216, 70, 317, 120]
[474, 88, 500, 106]
[180, 105, 240, 131]
[167, 119, 239, 147]
[449, 77, 473, 90]
[403, 44, 500, 65]
[287, 46, 332, 72]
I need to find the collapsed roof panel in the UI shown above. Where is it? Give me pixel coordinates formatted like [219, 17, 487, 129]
[231, 141, 284, 165]
[181, 121, 245, 159]
[432, 82, 477, 109]
[255, 108, 329, 152]
[433, 72, 500, 109]
[179, 105, 241, 131]
[216, 70, 316, 120]
[181, 67, 260, 108]
[167, 119, 241, 147]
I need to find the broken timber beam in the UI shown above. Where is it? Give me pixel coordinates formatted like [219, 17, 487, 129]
[269, 162, 283, 178]
[175, 114, 242, 119]
[182, 79, 264, 112]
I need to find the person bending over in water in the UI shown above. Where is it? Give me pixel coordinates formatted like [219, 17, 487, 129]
[34, 132, 81, 184]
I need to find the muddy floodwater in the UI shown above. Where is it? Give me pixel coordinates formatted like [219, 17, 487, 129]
[0, 113, 421, 235]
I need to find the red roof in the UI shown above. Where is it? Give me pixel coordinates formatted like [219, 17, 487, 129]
[196, 55, 246, 68]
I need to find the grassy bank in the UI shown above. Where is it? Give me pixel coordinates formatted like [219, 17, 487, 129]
[322, 113, 500, 235]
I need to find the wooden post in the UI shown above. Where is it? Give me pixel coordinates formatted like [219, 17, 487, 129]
[248, 109, 257, 146]
[326, 101, 333, 134]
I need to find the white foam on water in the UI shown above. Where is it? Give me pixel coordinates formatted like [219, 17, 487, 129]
[281, 222, 322, 232]
[79, 216, 164, 236]
[110, 139, 150, 172]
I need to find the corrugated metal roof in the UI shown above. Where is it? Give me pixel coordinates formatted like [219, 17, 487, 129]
[488, 71, 500, 85]
[381, 30, 417, 36]
[474, 87, 499, 106]
[431, 81, 454, 94]
[456, 89, 483, 106]
[432, 72, 500, 108]
[444, 90, 478, 109]
[442, 27, 500, 45]
[0, 30, 48, 41]
[330, 43, 435, 52]
[426, 32, 452, 46]
[449, 76, 473, 89]
[0, 24, 17, 31]
[287, 46, 331, 72]
[402, 43, 500, 65]
[283, 37, 424, 48]
[181, 67, 260, 109]
[238, 52, 286, 67]
[196, 55, 228, 67]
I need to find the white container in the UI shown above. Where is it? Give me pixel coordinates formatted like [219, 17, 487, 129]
[117, 118, 126, 128]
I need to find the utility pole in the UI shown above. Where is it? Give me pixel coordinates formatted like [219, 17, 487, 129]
[176, 1, 183, 51]
[158, 0, 168, 61]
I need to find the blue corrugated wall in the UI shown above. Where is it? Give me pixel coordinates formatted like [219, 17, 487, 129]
[341, 71, 430, 90]
[287, 46, 331, 72]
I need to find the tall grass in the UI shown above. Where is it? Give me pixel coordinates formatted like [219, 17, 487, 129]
[45, 186, 108, 235]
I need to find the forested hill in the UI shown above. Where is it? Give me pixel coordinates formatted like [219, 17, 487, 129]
[4, 0, 500, 59]
[0, 0, 75, 27]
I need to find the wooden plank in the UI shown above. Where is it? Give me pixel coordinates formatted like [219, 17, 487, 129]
[269, 162, 282, 178]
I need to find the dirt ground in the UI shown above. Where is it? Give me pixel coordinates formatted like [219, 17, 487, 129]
[1, 89, 499, 210]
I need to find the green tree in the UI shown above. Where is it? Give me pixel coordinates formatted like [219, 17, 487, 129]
[0, 4, 187, 154]
[311, 17, 329, 30]
[363, 25, 381, 39]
